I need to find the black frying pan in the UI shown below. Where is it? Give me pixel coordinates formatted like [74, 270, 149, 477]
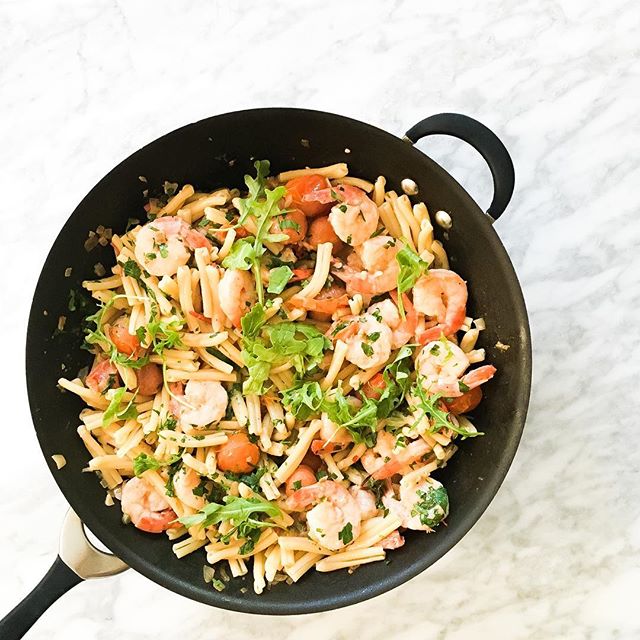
[2, 109, 531, 637]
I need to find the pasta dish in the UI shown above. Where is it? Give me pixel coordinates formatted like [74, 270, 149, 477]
[58, 161, 495, 593]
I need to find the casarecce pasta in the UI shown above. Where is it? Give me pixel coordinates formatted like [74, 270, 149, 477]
[58, 161, 496, 594]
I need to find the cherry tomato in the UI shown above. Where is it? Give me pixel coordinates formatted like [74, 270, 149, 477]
[86, 359, 119, 393]
[301, 450, 323, 472]
[444, 386, 483, 415]
[308, 216, 343, 251]
[271, 208, 307, 244]
[136, 363, 163, 396]
[285, 175, 333, 218]
[217, 433, 260, 473]
[285, 464, 317, 496]
[109, 316, 141, 356]
[362, 372, 387, 400]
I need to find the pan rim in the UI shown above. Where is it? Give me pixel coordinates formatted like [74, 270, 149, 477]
[26, 107, 532, 614]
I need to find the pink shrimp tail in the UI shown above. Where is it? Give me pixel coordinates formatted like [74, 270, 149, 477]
[417, 325, 447, 344]
[379, 530, 405, 550]
[461, 365, 497, 390]
[183, 228, 211, 250]
[372, 439, 431, 480]
[285, 482, 324, 511]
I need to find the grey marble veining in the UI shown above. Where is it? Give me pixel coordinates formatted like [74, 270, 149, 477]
[1, 0, 639, 638]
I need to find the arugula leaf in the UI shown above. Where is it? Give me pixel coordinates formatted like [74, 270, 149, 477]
[178, 495, 281, 539]
[267, 265, 294, 294]
[396, 245, 429, 315]
[221, 238, 256, 271]
[240, 307, 329, 394]
[281, 381, 324, 421]
[143, 317, 184, 355]
[338, 522, 354, 544]
[322, 389, 378, 447]
[241, 304, 266, 339]
[411, 378, 483, 438]
[377, 346, 414, 418]
[411, 485, 449, 528]
[102, 388, 138, 427]
[232, 160, 288, 305]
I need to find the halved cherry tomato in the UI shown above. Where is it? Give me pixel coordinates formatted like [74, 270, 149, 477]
[271, 208, 307, 244]
[217, 433, 260, 473]
[285, 464, 317, 496]
[285, 175, 333, 218]
[308, 216, 343, 251]
[136, 363, 163, 396]
[86, 359, 119, 393]
[362, 372, 386, 400]
[444, 386, 483, 415]
[109, 316, 141, 356]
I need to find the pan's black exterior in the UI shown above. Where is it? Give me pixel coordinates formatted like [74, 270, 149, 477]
[26, 109, 531, 614]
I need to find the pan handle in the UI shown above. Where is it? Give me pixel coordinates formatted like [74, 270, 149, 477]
[404, 113, 515, 221]
[0, 510, 127, 639]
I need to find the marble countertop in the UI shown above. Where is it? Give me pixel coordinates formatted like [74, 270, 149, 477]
[1, 0, 639, 638]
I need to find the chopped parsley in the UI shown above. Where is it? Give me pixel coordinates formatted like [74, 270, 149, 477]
[411, 485, 449, 528]
[338, 522, 353, 544]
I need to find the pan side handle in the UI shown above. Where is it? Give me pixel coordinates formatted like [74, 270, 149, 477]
[0, 510, 127, 639]
[404, 113, 515, 221]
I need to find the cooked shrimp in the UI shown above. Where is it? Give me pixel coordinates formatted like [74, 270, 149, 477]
[349, 486, 379, 520]
[121, 476, 177, 533]
[288, 283, 349, 322]
[413, 269, 468, 343]
[361, 431, 398, 476]
[134, 216, 210, 277]
[85, 358, 119, 393]
[370, 439, 431, 480]
[175, 380, 228, 427]
[311, 412, 353, 454]
[343, 312, 394, 370]
[285, 480, 362, 550]
[334, 236, 400, 296]
[382, 476, 448, 531]
[320, 412, 353, 447]
[327, 184, 379, 246]
[173, 466, 206, 510]
[368, 295, 416, 349]
[218, 268, 257, 327]
[416, 339, 470, 396]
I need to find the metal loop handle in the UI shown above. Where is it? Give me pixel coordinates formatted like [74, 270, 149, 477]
[59, 509, 128, 579]
[404, 113, 515, 221]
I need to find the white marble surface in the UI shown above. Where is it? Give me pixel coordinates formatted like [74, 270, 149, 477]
[1, 0, 639, 638]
